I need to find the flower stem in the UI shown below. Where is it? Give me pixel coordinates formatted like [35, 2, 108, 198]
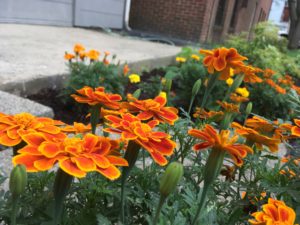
[191, 184, 209, 225]
[200, 73, 219, 109]
[153, 195, 166, 225]
[53, 169, 73, 225]
[10, 195, 19, 225]
[90, 104, 101, 134]
[120, 141, 140, 224]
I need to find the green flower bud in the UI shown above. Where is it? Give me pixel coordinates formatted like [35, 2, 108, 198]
[159, 162, 184, 197]
[9, 164, 27, 196]
[192, 79, 202, 97]
[165, 79, 172, 93]
[245, 102, 253, 115]
[132, 89, 141, 99]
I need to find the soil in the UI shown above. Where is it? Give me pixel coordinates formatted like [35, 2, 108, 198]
[28, 88, 89, 124]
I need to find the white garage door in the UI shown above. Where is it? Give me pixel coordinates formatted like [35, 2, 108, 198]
[0, 0, 73, 26]
[74, 0, 125, 29]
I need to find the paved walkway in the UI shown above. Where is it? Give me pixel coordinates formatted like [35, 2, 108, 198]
[0, 24, 180, 94]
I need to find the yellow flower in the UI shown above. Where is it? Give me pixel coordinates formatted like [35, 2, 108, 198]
[176, 57, 186, 63]
[128, 74, 140, 83]
[191, 54, 200, 61]
[236, 87, 249, 98]
[229, 68, 235, 76]
[159, 91, 167, 99]
[226, 78, 234, 86]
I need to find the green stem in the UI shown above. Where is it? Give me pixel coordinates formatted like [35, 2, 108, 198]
[200, 73, 220, 109]
[10, 195, 19, 225]
[120, 141, 140, 224]
[191, 184, 209, 225]
[53, 169, 73, 225]
[188, 96, 195, 115]
[153, 195, 166, 225]
[90, 104, 101, 134]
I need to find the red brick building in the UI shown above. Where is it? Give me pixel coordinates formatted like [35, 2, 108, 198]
[129, 0, 273, 42]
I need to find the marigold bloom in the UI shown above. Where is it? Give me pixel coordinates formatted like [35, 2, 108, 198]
[188, 125, 253, 166]
[235, 87, 249, 98]
[87, 49, 100, 61]
[291, 119, 300, 137]
[226, 78, 234, 86]
[265, 79, 286, 94]
[0, 112, 63, 147]
[123, 95, 178, 125]
[13, 133, 127, 179]
[249, 198, 296, 225]
[217, 101, 240, 113]
[175, 57, 186, 63]
[263, 68, 276, 78]
[73, 43, 85, 54]
[104, 113, 176, 166]
[199, 47, 247, 80]
[191, 54, 200, 61]
[71, 86, 122, 109]
[159, 91, 167, 99]
[193, 107, 224, 120]
[123, 64, 130, 75]
[245, 116, 275, 134]
[232, 122, 281, 152]
[64, 52, 75, 61]
[128, 74, 140, 83]
[61, 122, 91, 134]
[237, 65, 263, 83]
[230, 93, 249, 103]
[104, 51, 110, 56]
[79, 52, 87, 60]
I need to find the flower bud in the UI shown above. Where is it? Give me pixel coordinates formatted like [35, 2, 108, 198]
[159, 162, 183, 197]
[246, 102, 253, 115]
[192, 79, 202, 97]
[9, 164, 27, 196]
[132, 89, 141, 99]
[165, 79, 172, 93]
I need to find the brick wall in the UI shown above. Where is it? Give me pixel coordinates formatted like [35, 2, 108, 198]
[129, 0, 207, 42]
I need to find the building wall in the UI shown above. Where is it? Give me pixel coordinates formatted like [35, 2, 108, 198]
[129, 0, 208, 42]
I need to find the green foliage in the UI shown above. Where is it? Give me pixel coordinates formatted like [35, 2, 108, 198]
[61, 58, 128, 104]
[225, 22, 300, 78]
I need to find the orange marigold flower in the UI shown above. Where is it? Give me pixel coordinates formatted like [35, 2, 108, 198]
[230, 93, 249, 103]
[104, 113, 176, 166]
[61, 122, 91, 134]
[237, 65, 263, 83]
[123, 64, 130, 75]
[79, 52, 87, 60]
[193, 107, 224, 120]
[249, 198, 296, 225]
[13, 133, 128, 179]
[263, 68, 276, 78]
[292, 84, 300, 95]
[199, 47, 247, 80]
[123, 95, 178, 125]
[245, 116, 275, 134]
[87, 49, 100, 61]
[188, 125, 253, 166]
[71, 86, 122, 109]
[64, 52, 75, 61]
[0, 112, 63, 147]
[217, 100, 240, 113]
[291, 119, 300, 137]
[103, 59, 110, 65]
[265, 79, 286, 94]
[232, 122, 281, 152]
[278, 75, 294, 87]
[104, 51, 110, 56]
[73, 43, 85, 54]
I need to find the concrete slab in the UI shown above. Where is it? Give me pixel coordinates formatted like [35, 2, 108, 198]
[0, 24, 181, 95]
[0, 90, 54, 117]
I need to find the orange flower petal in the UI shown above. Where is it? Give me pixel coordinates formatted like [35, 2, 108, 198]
[150, 151, 168, 166]
[12, 154, 42, 172]
[22, 133, 46, 146]
[38, 142, 62, 158]
[193, 142, 212, 151]
[106, 156, 128, 166]
[89, 154, 110, 168]
[96, 165, 121, 180]
[59, 159, 86, 178]
[137, 111, 153, 120]
[73, 157, 96, 172]
[18, 145, 41, 155]
[0, 133, 21, 146]
[34, 157, 59, 171]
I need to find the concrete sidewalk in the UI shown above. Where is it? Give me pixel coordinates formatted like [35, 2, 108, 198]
[0, 24, 180, 95]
